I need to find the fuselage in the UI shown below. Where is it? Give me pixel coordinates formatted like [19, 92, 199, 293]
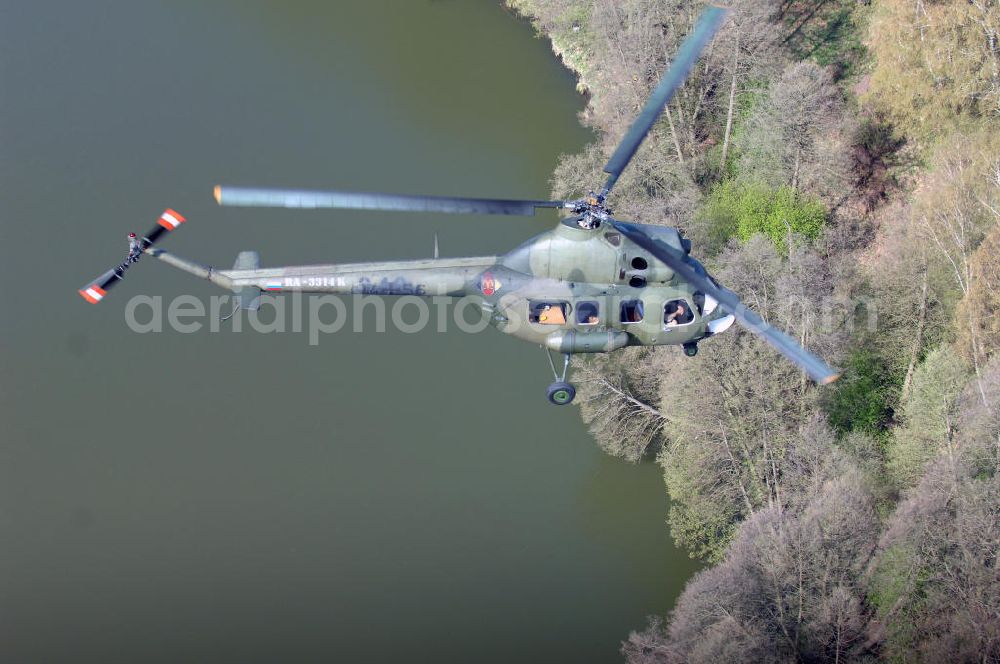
[206, 218, 735, 353]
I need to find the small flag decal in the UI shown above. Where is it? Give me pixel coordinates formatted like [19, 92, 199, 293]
[265, 283, 283, 291]
[79, 285, 107, 304]
[157, 209, 186, 231]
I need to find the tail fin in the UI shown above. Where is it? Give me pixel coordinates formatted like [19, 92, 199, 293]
[77, 209, 186, 304]
[232, 251, 262, 311]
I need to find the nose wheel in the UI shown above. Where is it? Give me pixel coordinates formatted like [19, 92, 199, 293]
[543, 348, 576, 405]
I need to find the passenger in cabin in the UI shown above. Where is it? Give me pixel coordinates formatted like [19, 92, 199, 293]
[532, 302, 567, 325]
[665, 303, 686, 326]
[577, 301, 599, 325]
[664, 300, 695, 326]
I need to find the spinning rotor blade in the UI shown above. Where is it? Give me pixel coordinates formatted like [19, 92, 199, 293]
[214, 186, 566, 217]
[602, 6, 728, 194]
[611, 221, 840, 385]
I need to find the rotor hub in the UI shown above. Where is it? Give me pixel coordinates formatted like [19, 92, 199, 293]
[568, 190, 612, 229]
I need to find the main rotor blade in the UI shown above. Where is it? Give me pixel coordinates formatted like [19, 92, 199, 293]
[215, 186, 565, 217]
[611, 221, 840, 384]
[602, 6, 728, 193]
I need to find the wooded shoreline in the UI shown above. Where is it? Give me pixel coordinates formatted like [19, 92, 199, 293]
[509, 1, 1000, 661]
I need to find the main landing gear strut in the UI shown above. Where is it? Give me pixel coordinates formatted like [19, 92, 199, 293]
[543, 348, 576, 405]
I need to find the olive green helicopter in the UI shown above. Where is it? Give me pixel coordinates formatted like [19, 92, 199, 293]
[78, 5, 839, 404]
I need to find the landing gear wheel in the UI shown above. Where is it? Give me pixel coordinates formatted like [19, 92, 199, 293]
[546, 381, 576, 405]
[683, 342, 698, 357]
[542, 349, 575, 405]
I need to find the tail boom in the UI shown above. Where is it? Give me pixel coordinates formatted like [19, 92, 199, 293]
[222, 256, 496, 297]
[146, 248, 233, 290]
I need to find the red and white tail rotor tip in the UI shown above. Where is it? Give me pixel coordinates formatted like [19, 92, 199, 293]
[157, 208, 186, 230]
[78, 284, 107, 304]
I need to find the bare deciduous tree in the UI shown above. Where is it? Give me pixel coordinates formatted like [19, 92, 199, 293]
[655, 237, 843, 558]
[735, 62, 853, 204]
[625, 465, 880, 664]
[886, 347, 970, 489]
[869, 361, 1000, 661]
[867, 0, 1000, 137]
[575, 347, 667, 462]
[713, 0, 786, 171]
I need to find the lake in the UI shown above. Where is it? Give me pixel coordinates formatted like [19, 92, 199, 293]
[0, 1, 700, 661]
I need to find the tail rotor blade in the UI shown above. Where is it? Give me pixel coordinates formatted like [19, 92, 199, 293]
[602, 6, 728, 194]
[143, 208, 186, 244]
[79, 269, 121, 304]
[611, 220, 840, 384]
[215, 185, 566, 217]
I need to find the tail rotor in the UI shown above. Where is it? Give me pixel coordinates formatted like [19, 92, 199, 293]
[77, 209, 187, 304]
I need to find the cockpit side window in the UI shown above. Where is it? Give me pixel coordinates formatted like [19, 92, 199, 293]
[576, 301, 600, 326]
[692, 291, 706, 316]
[529, 301, 568, 325]
[620, 299, 644, 324]
[663, 299, 695, 327]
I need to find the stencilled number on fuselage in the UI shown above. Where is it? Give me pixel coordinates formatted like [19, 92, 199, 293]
[283, 276, 349, 288]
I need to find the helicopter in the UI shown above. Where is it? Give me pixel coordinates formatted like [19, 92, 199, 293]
[78, 5, 839, 405]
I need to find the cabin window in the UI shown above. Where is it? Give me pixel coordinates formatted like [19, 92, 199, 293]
[529, 301, 568, 325]
[604, 232, 621, 247]
[620, 299, 644, 324]
[663, 299, 695, 327]
[692, 291, 706, 316]
[576, 301, 600, 326]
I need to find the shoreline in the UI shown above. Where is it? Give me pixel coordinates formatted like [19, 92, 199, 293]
[504, 0, 594, 95]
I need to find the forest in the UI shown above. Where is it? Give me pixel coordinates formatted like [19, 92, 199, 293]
[509, 0, 999, 661]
